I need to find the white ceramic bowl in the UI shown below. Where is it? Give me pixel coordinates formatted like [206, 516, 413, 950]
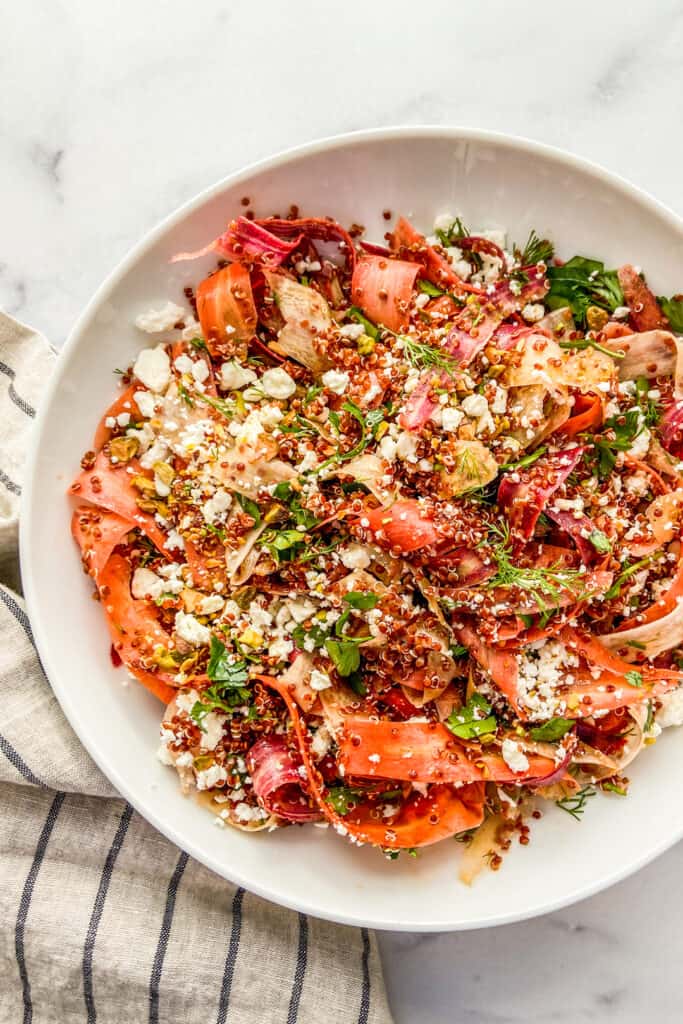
[22, 127, 683, 931]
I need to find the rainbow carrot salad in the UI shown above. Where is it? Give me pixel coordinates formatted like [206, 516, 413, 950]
[70, 208, 683, 876]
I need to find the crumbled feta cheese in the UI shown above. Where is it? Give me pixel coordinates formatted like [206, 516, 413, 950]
[629, 425, 650, 460]
[199, 594, 225, 615]
[165, 529, 185, 551]
[261, 366, 297, 399]
[196, 764, 228, 790]
[198, 711, 226, 751]
[441, 408, 464, 432]
[501, 739, 530, 774]
[133, 389, 157, 419]
[491, 385, 508, 415]
[133, 345, 171, 393]
[175, 611, 211, 646]
[202, 488, 232, 524]
[379, 435, 398, 462]
[339, 322, 365, 340]
[521, 303, 545, 323]
[220, 360, 257, 391]
[135, 301, 186, 334]
[395, 431, 419, 462]
[310, 669, 332, 691]
[131, 567, 166, 600]
[105, 416, 116, 429]
[461, 394, 489, 419]
[322, 369, 350, 395]
[288, 599, 316, 624]
[116, 412, 130, 427]
[339, 544, 371, 570]
[269, 637, 294, 660]
[174, 354, 194, 375]
[657, 687, 683, 728]
[311, 726, 332, 759]
[234, 802, 266, 822]
[613, 306, 631, 320]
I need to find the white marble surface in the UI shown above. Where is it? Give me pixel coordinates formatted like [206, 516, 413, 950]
[4, 0, 683, 1019]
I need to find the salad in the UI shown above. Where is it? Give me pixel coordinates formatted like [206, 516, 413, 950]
[70, 207, 683, 877]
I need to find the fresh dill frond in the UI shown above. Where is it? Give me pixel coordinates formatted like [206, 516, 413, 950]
[435, 216, 470, 248]
[400, 336, 458, 374]
[555, 785, 597, 821]
[486, 522, 586, 610]
[517, 229, 554, 267]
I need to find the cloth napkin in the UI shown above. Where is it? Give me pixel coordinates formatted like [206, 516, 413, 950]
[0, 311, 393, 1024]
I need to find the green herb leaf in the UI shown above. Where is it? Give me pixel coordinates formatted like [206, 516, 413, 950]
[530, 718, 574, 742]
[500, 446, 548, 472]
[343, 591, 379, 611]
[658, 294, 683, 333]
[326, 785, 365, 815]
[446, 693, 497, 740]
[435, 216, 469, 248]
[189, 337, 207, 351]
[325, 638, 361, 676]
[555, 784, 597, 821]
[418, 279, 446, 297]
[602, 781, 627, 796]
[547, 256, 624, 325]
[348, 306, 379, 339]
[518, 229, 554, 267]
[177, 383, 195, 407]
[588, 530, 611, 554]
[207, 636, 249, 686]
[625, 670, 643, 688]
[234, 492, 261, 526]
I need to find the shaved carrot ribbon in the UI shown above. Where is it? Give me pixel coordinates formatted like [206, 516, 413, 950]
[337, 720, 557, 785]
[256, 675, 484, 848]
[93, 384, 141, 451]
[351, 254, 419, 332]
[196, 264, 257, 357]
[69, 451, 170, 554]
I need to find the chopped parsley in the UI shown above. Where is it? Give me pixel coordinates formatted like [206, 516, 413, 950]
[234, 492, 261, 526]
[658, 294, 683, 333]
[446, 693, 497, 740]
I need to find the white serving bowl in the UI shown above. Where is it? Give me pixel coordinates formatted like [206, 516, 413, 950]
[22, 127, 683, 931]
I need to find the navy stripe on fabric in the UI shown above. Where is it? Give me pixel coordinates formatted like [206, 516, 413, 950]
[286, 913, 309, 1024]
[148, 851, 189, 1024]
[216, 887, 244, 1024]
[83, 803, 134, 1023]
[15, 791, 65, 1024]
[0, 360, 36, 418]
[358, 928, 371, 1024]
[0, 466, 21, 495]
[0, 588, 34, 643]
[0, 732, 44, 787]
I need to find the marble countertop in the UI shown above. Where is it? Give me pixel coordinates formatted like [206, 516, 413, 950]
[4, 0, 683, 1019]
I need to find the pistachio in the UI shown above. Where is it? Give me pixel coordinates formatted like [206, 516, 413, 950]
[136, 497, 168, 516]
[586, 306, 609, 331]
[131, 474, 156, 495]
[109, 435, 139, 463]
[357, 334, 375, 355]
[153, 461, 175, 487]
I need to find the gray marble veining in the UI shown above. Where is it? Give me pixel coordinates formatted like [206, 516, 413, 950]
[3, 1, 683, 1020]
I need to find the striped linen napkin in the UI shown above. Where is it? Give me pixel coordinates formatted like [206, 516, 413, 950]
[0, 310, 392, 1024]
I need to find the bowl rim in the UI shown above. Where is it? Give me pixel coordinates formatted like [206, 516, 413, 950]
[20, 125, 683, 931]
